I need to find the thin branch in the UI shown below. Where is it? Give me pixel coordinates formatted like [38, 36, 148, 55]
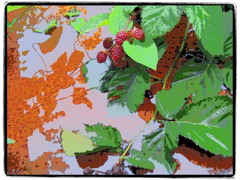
[162, 22, 190, 90]
[32, 43, 49, 73]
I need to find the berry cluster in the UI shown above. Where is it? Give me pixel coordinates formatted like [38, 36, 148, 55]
[96, 28, 145, 68]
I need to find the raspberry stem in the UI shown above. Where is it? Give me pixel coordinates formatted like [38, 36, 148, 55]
[162, 22, 190, 90]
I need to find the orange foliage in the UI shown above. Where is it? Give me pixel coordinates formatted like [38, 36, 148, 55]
[38, 26, 63, 54]
[80, 28, 102, 50]
[7, 5, 94, 175]
[72, 88, 92, 109]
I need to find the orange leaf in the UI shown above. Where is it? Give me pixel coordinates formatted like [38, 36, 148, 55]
[38, 26, 63, 54]
[65, 50, 84, 72]
[137, 98, 156, 123]
[72, 87, 92, 109]
[51, 52, 67, 72]
[81, 28, 102, 50]
[22, 50, 29, 56]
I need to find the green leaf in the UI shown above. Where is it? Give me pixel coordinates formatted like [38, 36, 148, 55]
[224, 32, 233, 57]
[71, 18, 86, 33]
[7, 5, 27, 13]
[44, 20, 58, 34]
[142, 122, 179, 174]
[103, 66, 151, 112]
[223, 68, 233, 91]
[176, 96, 233, 127]
[7, 18, 17, 28]
[157, 60, 224, 119]
[223, 10, 233, 42]
[185, 6, 225, 56]
[156, 82, 191, 119]
[123, 38, 158, 70]
[81, 64, 88, 75]
[108, 6, 134, 35]
[61, 129, 97, 156]
[141, 6, 183, 38]
[7, 138, 15, 144]
[169, 121, 233, 156]
[64, 8, 81, 18]
[85, 123, 122, 148]
[124, 149, 155, 170]
[80, 13, 109, 34]
[173, 95, 233, 156]
[174, 60, 224, 100]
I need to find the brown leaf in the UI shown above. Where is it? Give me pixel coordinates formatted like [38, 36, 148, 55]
[137, 98, 156, 123]
[38, 26, 63, 54]
[22, 50, 29, 56]
[76, 151, 108, 168]
[72, 87, 92, 109]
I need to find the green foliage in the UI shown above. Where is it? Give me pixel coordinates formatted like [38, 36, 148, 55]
[141, 6, 183, 38]
[224, 32, 233, 57]
[81, 64, 88, 75]
[85, 123, 122, 148]
[7, 5, 27, 13]
[7, 18, 17, 28]
[223, 68, 233, 91]
[142, 122, 179, 174]
[173, 95, 233, 156]
[80, 13, 109, 34]
[124, 149, 155, 170]
[71, 13, 109, 34]
[33, 20, 58, 34]
[123, 37, 159, 70]
[7, 138, 15, 144]
[64, 8, 81, 18]
[157, 59, 224, 119]
[108, 6, 135, 35]
[71, 18, 86, 33]
[185, 6, 225, 56]
[61, 129, 97, 156]
[100, 66, 151, 113]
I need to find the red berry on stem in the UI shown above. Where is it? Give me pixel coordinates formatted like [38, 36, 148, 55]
[103, 37, 113, 49]
[133, 28, 145, 40]
[116, 31, 128, 45]
[96, 51, 108, 63]
[110, 46, 124, 62]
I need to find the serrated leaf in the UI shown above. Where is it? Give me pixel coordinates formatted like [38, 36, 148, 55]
[7, 5, 27, 13]
[85, 123, 122, 148]
[141, 6, 183, 38]
[224, 32, 233, 57]
[64, 8, 81, 18]
[141, 122, 179, 174]
[61, 129, 97, 156]
[223, 68, 233, 91]
[169, 121, 233, 157]
[108, 6, 134, 35]
[124, 149, 155, 170]
[102, 66, 151, 112]
[71, 18, 86, 33]
[185, 6, 225, 56]
[123, 38, 158, 70]
[80, 13, 109, 34]
[175, 96, 233, 126]
[157, 61, 224, 119]
[7, 138, 15, 144]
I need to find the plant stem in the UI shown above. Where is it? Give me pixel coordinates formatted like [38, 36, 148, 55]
[162, 22, 190, 90]
[117, 110, 157, 164]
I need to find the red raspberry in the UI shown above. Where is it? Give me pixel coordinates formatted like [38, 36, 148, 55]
[96, 51, 108, 63]
[103, 37, 113, 49]
[115, 31, 128, 45]
[133, 28, 145, 40]
[110, 46, 124, 62]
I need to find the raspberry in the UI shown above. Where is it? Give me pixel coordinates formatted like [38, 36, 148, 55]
[103, 37, 113, 49]
[116, 31, 128, 45]
[133, 28, 145, 40]
[96, 51, 108, 63]
[110, 46, 124, 62]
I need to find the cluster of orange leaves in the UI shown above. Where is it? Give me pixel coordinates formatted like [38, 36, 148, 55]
[7, 5, 103, 175]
